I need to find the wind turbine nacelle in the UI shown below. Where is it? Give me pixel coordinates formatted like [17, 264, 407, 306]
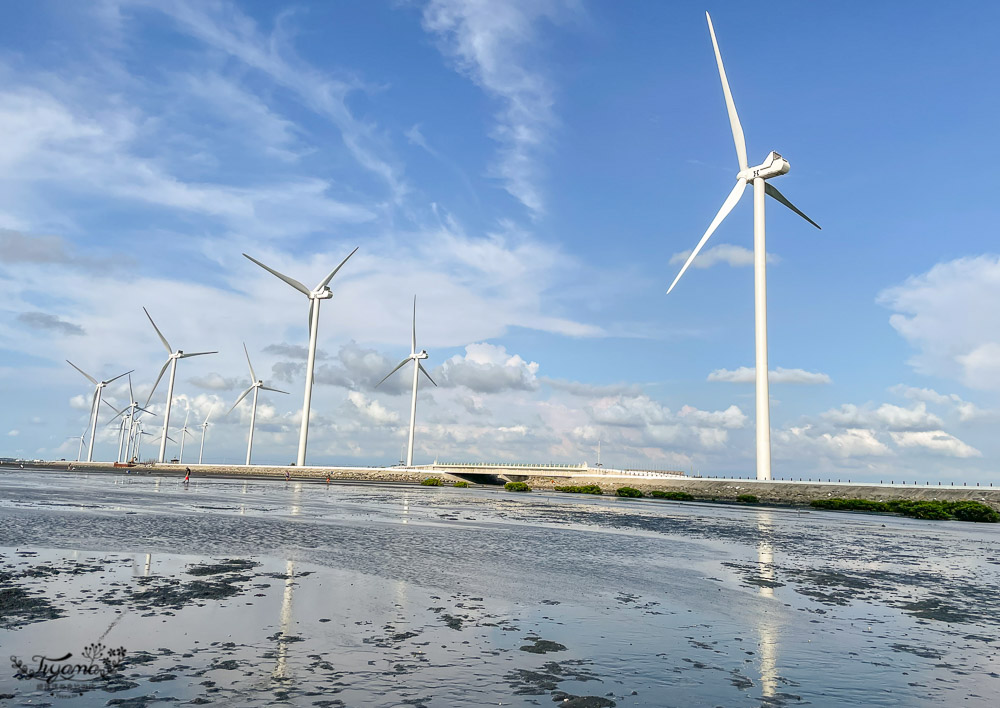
[742, 151, 790, 181]
[312, 287, 334, 300]
[416, 350, 429, 359]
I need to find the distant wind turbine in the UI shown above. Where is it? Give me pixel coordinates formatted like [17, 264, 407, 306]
[177, 410, 195, 464]
[229, 343, 288, 466]
[242, 248, 357, 467]
[667, 12, 821, 481]
[67, 360, 132, 462]
[143, 307, 216, 464]
[198, 405, 216, 465]
[376, 296, 437, 468]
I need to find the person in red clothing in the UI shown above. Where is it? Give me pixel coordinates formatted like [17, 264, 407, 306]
[184, 467, 190, 483]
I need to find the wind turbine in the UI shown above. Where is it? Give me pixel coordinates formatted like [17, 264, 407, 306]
[177, 410, 195, 463]
[197, 405, 216, 464]
[229, 343, 288, 465]
[67, 361, 132, 462]
[242, 247, 357, 466]
[667, 12, 821, 481]
[143, 307, 216, 464]
[375, 296, 437, 468]
[69, 430, 87, 462]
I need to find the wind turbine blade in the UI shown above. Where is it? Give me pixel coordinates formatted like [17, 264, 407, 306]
[418, 362, 438, 387]
[228, 387, 254, 414]
[706, 12, 748, 172]
[314, 247, 359, 291]
[67, 360, 98, 386]
[411, 295, 417, 355]
[261, 385, 290, 394]
[104, 400, 126, 421]
[764, 182, 821, 230]
[136, 406, 157, 417]
[243, 342, 256, 382]
[180, 351, 217, 359]
[243, 253, 310, 295]
[204, 405, 215, 426]
[128, 375, 134, 406]
[375, 358, 411, 388]
[143, 307, 173, 354]
[145, 358, 171, 406]
[166, 434, 176, 444]
[103, 369, 133, 385]
[668, 180, 747, 294]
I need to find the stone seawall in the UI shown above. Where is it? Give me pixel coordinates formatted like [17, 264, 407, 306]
[11, 462, 999, 510]
[519, 476, 1000, 510]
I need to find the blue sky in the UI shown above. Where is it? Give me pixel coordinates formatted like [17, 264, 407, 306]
[2, 0, 1000, 481]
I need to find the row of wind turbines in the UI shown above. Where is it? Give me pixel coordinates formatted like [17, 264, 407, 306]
[66, 13, 817, 479]
[68, 249, 437, 468]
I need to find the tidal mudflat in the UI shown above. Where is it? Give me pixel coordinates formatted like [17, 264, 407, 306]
[1, 469, 999, 706]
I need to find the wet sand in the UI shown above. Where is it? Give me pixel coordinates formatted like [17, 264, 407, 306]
[1, 468, 999, 706]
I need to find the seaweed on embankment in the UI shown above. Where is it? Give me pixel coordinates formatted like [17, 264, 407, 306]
[810, 498, 999, 522]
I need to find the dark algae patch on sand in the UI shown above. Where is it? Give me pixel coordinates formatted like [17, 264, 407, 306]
[554, 484, 603, 495]
[810, 498, 999, 522]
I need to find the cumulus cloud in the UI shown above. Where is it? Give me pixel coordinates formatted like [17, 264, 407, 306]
[262, 343, 327, 361]
[776, 426, 892, 459]
[346, 391, 399, 426]
[436, 343, 539, 393]
[889, 384, 995, 422]
[889, 431, 981, 458]
[8, 429, 20, 437]
[822, 402, 943, 432]
[188, 373, 243, 391]
[669, 244, 779, 269]
[707, 367, 831, 384]
[16, 311, 85, 336]
[879, 255, 1000, 390]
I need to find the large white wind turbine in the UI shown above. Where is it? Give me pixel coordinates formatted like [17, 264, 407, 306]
[198, 405, 215, 465]
[143, 307, 217, 464]
[229, 343, 288, 466]
[376, 296, 438, 468]
[668, 12, 821, 481]
[67, 361, 132, 462]
[243, 248, 357, 467]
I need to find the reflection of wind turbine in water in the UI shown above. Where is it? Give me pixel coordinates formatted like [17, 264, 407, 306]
[756, 510, 778, 699]
[271, 559, 296, 682]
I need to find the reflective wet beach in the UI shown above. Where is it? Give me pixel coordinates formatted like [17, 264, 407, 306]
[2, 468, 999, 706]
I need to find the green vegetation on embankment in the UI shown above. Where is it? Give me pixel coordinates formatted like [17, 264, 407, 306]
[616, 486, 644, 498]
[554, 484, 603, 495]
[504, 481, 531, 492]
[648, 490, 694, 501]
[420, 477, 442, 486]
[810, 498, 999, 522]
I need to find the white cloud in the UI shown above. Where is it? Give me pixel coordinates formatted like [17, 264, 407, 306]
[707, 366, 831, 384]
[8, 429, 20, 437]
[889, 384, 995, 422]
[423, 0, 574, 214]
[347, 391, 399, 426]
[889, 431, 982, 458]
[879, 255, 1000, 390]
[822, 402, 943, 432]
[776, 426, 892, 459]
[670, 244, 779, 269]
[436, 343, 539, 393]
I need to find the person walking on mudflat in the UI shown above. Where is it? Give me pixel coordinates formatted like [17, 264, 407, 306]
[184, 467, 190, 483]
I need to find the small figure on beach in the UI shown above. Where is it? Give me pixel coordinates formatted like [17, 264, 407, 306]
[326, 473, 331, 485]
[285, 470, 291, 481]
[184, 467, 191, 483]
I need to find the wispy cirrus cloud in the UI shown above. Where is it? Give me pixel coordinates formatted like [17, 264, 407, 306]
[422, 0, 577, 215]
[670, 244, 779, 270]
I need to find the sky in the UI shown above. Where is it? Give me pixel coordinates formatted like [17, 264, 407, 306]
[2, 0, 1000, 482]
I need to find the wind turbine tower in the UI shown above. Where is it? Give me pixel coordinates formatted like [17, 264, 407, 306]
[229, 343, 288, 465]
[67, 361, 131, 462]
[242, 248, 357, 467]
[376, 296, 438, 468]
[143, 307, 216, 463]
[668, 13, 821, 481]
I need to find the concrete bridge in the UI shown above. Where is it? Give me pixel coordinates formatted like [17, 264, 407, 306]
[416, 462, 684, 484]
